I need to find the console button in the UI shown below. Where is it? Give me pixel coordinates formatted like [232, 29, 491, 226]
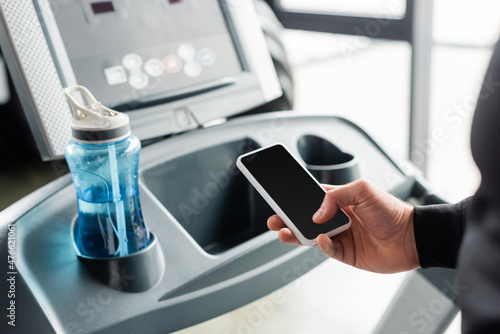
[144, 58, 165, 77]
[104, 66, 127, 85]
[129, 72, 149, 89]
[197, 48, 216, 66]
[122, 53, 143, 70]
[177, 44, 196, 60]
[163, 55, 183, 73]
[183, 61, 202, 77]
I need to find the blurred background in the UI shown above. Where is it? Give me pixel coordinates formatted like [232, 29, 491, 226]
[1, 0, 499, 333]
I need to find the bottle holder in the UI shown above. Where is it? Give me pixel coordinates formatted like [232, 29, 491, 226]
[73, 218, 164, 293]
[297, 135, 360, 185]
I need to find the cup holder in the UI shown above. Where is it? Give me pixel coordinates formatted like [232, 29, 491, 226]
[297, 135, 360, 185]
[142, 138, 274, 255]
[72, 217, 165, 293]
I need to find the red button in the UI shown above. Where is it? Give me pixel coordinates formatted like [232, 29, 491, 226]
[163, 55, 183, 73]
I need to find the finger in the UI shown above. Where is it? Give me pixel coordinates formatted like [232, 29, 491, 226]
[317, 234, 343, 261]
[278, 228, 301, 245]
[267, 215, 286, 231]
[313, 179, 376, 224]
[321, 183, 342, 191]
[321, 184, 338, 192]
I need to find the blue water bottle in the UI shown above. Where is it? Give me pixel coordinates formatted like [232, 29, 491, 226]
[64, 85, 151, 258]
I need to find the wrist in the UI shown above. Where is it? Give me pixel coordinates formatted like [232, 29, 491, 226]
[404, 204, 421, 270]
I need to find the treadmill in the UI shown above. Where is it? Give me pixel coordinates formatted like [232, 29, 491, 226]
[0, 0, 458, 333]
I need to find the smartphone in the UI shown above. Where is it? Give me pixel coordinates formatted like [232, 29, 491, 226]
[237, 143, 351, 246]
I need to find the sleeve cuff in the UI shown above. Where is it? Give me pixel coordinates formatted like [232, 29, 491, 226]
[414, 198, 469, 269]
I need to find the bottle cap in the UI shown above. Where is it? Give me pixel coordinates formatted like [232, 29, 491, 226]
[64, 85, 131, 144]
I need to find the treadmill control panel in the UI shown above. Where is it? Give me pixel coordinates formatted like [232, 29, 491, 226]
[46, 0, 242, 108]
[1, 0, 281, 157]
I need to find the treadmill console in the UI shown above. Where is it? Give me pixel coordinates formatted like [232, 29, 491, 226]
[0, 0, 281, 158]
[51, 0, 242, 108]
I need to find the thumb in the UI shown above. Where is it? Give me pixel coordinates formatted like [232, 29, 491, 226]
[313, 179, 374, 224]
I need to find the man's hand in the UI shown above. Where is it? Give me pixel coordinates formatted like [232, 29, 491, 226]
[267, 179, 420, 274]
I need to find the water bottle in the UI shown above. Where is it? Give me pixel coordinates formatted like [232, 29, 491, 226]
[64, 85, 151, 258]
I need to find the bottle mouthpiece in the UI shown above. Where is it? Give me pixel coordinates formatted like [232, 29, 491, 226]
[64, 85, 131, 143]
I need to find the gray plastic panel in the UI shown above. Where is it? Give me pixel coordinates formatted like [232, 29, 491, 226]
[0, 113, 422, 334]
[373, 270, 459, 334]
[49, 0, 242, 109]
[0, 0, 73, 158]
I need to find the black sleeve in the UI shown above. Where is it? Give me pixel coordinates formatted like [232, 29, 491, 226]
[413, 197, 470, 269]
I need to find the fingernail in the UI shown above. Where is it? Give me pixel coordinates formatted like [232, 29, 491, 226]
[313, 208, 324, 220]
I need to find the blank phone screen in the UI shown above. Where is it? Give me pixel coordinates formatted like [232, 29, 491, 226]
[240, 145, 350, 240]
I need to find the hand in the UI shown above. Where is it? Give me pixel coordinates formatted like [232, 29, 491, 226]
[267, 179, 420, 274]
